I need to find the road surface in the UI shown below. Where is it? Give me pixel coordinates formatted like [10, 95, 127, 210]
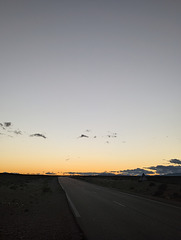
[58, 177, 181, 240]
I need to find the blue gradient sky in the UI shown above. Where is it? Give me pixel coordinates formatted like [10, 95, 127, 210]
[0, 0, 181, 175]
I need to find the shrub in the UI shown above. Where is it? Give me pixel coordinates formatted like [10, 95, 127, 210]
[10, 185, 17, 190]
[42, 186, 51, 193]
[149, 182, 155, 187]
[172, 192, 180, 199]
[154, 183, 167, 196]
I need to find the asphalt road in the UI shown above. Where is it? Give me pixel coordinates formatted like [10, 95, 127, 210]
[58, 177, 181, 240]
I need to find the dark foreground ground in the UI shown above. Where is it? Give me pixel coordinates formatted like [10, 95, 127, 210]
[0, 174, 84, 240]
[1, 174, 180, 240]
[73, 175, 181, 206]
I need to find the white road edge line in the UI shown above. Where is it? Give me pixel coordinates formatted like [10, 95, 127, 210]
[66, 193, 81, 218]
[58, 178, 81, 218]
[113, 201, 126, 207]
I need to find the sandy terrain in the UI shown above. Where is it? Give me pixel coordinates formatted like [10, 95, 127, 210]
[0, 174, 84, 240]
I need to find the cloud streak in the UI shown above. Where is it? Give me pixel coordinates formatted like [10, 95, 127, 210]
[78, 134, 89, 138]
[0, 121, 47, 140]
[77, 130, 119, 144]
[169, 159, 181, 165]
[65, 172, 102, 176]
[148, 165, 181, 175]
[30, 133, 46, 139]
[14, 130, 22, 135]
[64, 163, 181, 176]
[45, 172, 56, 175]
[0, 123, 6, 130]
[4, 122, 12, 127]
[118, 168, 154, 176]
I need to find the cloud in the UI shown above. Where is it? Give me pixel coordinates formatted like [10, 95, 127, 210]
[99, 172, 116, 176]
[65, 172, 103, 176]
[0, 122, 22, 136]
[4, 122, 12, 127]
[118, 168, 154, 176]
[148, 165, 181, 175]
[1, 122, 47, 139]
[30, 133, 46, 139]
[65, 165, 181, 176]
[79, 134, 89, 138]
[119, 164, 181, 176]
[0, 123, 5, 130]
[169, 159, 181, 165]
[14, 130, 22, 135]
[107, 132, 117, 138]
[45, 172, 56, 175]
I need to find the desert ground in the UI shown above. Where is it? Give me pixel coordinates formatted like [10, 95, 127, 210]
[73, 175, 181, 206]
[0, 173, 84, 240]
[1, 173, 181, 240]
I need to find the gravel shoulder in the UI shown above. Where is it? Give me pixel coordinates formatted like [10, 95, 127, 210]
[0, 174, 84, 240]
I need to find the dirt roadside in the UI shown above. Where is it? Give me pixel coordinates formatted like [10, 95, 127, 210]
[0, 174, 84, 240]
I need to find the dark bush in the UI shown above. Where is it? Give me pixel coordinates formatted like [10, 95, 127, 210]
[172, 192, 180, 199]
[149, 182, 155, 187]
[154, 183, 167, 196]
[42, 186, 51, 193]
[10, 185, 17, 190]
[159, 183, 167, 191]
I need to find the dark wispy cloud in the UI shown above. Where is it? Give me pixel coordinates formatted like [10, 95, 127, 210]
[30, 133, 46, 139]
[13, 130, 22, 135]
[99, 172, 116, 176]
[148, 165, 181, 175]
[45, 172, 55, 175]
[1, 121, 47, 140]
[78, 130, 119, 144]
[107, 132, 117, 138]
[65, 172, 102, 176]
[65, 165, 181, 176]
[65, 170, 146, 176]
[119, 163, 181, 176]
[169, 159, 181, 165]
[0, 123, 6, 130]
[0, 122, 20, 135]
[79, 134, 89, 138]
[4, 122, 12, 127]
[118, 168, 154, 176]
[110, 171, 120, 173]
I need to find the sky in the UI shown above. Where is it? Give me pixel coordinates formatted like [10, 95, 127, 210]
[0, 0, 181, 175]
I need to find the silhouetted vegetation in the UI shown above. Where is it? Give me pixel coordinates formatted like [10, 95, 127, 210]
[154, 183, 168, 196]
[42, 185, 52, 193]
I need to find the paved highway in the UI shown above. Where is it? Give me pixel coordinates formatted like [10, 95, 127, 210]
[58, 177, 181, 240]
